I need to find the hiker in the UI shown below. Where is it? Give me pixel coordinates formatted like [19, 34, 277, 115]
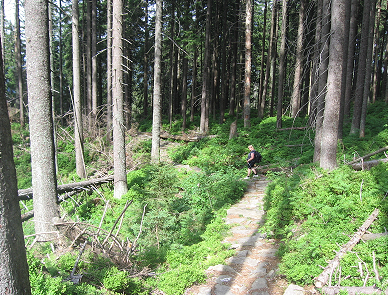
[245, 145, 259, 179]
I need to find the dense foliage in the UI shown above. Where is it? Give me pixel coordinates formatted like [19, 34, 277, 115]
[12, 101, 388, 294]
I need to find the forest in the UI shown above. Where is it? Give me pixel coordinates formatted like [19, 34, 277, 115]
[1, 0, 388, 294]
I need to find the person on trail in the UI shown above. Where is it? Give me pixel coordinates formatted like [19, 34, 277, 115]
[245, 145, 259, 179]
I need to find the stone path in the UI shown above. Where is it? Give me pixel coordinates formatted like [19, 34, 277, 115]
[185, 176, 285, 295]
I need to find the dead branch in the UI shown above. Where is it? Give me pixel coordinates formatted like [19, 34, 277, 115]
[347, 146, 388, 165]
[321, 286, 383, 295]
[314, 208, 379, 288]
[18, 175, 114, 200]
[131, 204, 147, 253]
[102, 200, 132, 247]
[277, 127, 307, 131]
[361, 232, 388, 241]
[350, 158, 388, 171]
[70, 240, 87, 278]
[372, 251, 380, 283]
[159, 131, 217, 142]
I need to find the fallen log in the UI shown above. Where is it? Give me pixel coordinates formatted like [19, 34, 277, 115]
[18, 175, 114, 200]
[350, 158, 388, 171]
[277, 127, 307, 131]
[314, 208, 380, 288]
[159, 132, 217, 142]
[322, 286, 383, 295]
[361, 232, 388, 241]
[347, 146, 388, 165]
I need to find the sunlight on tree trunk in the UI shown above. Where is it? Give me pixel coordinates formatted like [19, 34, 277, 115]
[112, 0, 128, 198]
[151, 0, 162, 163]
[25, 0, 60, 241]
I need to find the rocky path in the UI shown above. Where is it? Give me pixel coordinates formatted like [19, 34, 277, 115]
[185, 176, 288, 295]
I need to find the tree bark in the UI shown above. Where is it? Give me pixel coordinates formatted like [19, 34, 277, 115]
[112, 0, 128, 198]
[243, 0, 252, 128]
[343, 0, 358, 120]
[261, 1, 277, 118]
[25, 0, 60, 241]
[0, 31, 32, 295]
[151, 0, 162, 163]
[143, 0, 149, 117]
[291, 0, 306, 118]
[107, 0, 113, 141]
[229, 0, 239, 117]
[258, 0, 267, 119]
[91, 0, 98, 121]
[350, 0, 371, 135]
[219, 0, 228, 124]
[276, 0, 287, 129]
[72, 0, 86, 179]
[359, 0, 376, 138]
[313, 0, 329, 162]
[15, 0, 24, 127]
[320, 0, 346, 170]
[200, 0, 211, 134]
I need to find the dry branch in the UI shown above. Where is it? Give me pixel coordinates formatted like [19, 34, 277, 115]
[159, 132, 217, 142]
[18, 175, 114, 200]
[321, 286, 383, 295]
[347, 146, 388, 165]
[277, 127, 307, 131]
[314, 208, 379, 288]
[362, 232, 388, 241]
[350, 158, 388, 171]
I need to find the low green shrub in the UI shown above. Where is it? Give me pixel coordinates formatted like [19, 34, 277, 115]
[264, 163, 388, 286]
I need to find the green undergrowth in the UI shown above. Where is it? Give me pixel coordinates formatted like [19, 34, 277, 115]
[263, 163, 388, 288]
[25, 164, 245, 295]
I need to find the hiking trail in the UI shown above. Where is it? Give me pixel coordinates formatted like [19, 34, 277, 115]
[184, 176, 288, 295]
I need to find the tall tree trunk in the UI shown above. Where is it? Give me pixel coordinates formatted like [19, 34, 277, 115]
[219, 0, 228, 124]
[261, 0, 277, 118]
[276, 0, 287, 129]
[168, 0, 176, 128]
[320, 0, 346, 170]
[15, 0, 24, 127]
[337, 0, 351, 140]
[258, 0, 267, 118]
[0, 0, 4, 63]
[360, 0, 376, 138]
[350, 0, 371, 135]
[73, 0, 86, 179]
[371, 0, 381, 103]
[343, 0, 358, 120]
[200, 0, 212, 134]
[112, 0, 128, 198]
[143, 0, 149, 117]
[25, 0, 60, 241]
[151, 0, 162, 163]
[269, 2, 278, 117]
[59, 0, 64, 125]
[243, 0, 252, 128]
[92, 0, 97, 123]
[291, 0, 306, 118]
[86, 0, 92, 133]
[313, 0, 330, 162]
[107, 0, 113, 141]
[0, 38, 32, 295]
[229, 0, 239, 117]
[190, 46, 197, 122]
[181, 1, 190, 130]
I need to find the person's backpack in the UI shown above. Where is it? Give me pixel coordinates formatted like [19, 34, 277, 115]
[254, 150, 262, 163]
